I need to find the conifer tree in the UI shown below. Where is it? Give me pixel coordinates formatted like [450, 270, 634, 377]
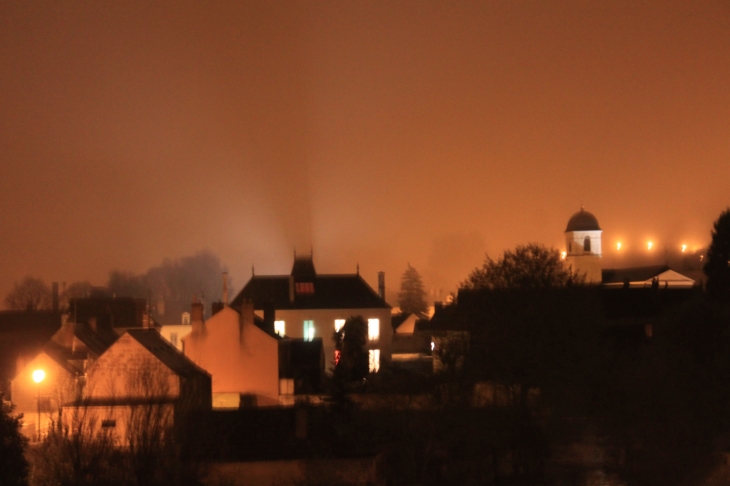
[704, 208, 730, 301]
[397, 264, 428, 316]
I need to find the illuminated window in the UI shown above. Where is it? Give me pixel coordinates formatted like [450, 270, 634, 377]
[279, 378, 294, 395]
[182, 312, 191, 325]
[170, 333, 178, 347]
[334, 319, 345, 333]
[368, 349, 380, 373]
[303, 320, 314, 341]
[295, 282, 314, 294]
[368, 319, 380, 341]
[334, 349, 341, 365]
[274, 320, 285, 337]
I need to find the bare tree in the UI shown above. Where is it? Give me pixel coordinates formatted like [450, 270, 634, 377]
[4, 276, 52, 311]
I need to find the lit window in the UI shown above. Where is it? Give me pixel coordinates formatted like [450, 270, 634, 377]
[303, 320, 314, 341]
[279, 378, 294, 395]
[274, 320, 285, 337]
[368, 349, 380, 373]
[182, 312, 191, 325]
[295, 282, 315, 294]
[170, 333, 178, 347]
[334, 319, 345, 333]
[334, 349, 341, 365]
[368, 319, 380, 341]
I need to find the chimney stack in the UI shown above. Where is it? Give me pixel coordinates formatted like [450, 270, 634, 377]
[378, 272, 385, 300]
[191, 299, 205, 335]
[239, 299, 254, 343]
[52, 282, 59, 312]
[222, 272, 229, 305]
[289, 276, 295, 303]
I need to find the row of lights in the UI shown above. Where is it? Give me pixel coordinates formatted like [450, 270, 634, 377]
[615, 242, 693, 252]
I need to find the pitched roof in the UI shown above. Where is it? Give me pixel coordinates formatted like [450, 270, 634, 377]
[602, 265, 695, 286]
[126, 329, 210, 378]
[231, 274, 390, 310]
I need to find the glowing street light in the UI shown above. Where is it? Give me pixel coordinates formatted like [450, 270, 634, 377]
[616, 242, 622, 250]
[561, 251, 566, 260]
[681, 244, 687, 253]
[32, 369, 45, 441]
[647, 241, 653, 250]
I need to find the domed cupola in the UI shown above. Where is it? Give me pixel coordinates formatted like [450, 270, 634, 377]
[564, 207, 603, 284]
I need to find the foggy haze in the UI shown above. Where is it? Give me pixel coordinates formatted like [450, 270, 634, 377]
[1, 1, 729, 307]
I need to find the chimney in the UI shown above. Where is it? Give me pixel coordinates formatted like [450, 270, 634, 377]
[222, 272, 229, 305]
[289, 276, 295, 303]
[239, 299, 255, 343]
[52, 282, 59, 312]
[88, 317, 97, 332]
[191, 300, 205, 335]
[142, 312, 150, 329]
[378, 272, 385, 300]
[263, 301, 275, 336]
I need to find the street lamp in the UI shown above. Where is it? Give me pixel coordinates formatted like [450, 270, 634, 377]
[32, 369, 45, 442]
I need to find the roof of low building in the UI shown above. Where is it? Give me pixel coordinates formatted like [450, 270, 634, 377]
[566, 208, 602, 232]
[601, 265, 695, 286]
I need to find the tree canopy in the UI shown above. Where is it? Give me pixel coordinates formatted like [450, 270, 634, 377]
[397, 264, 428, 316]
[4, 276, 52, 311]
[461, 243, 578, 291]
[704, 208, 730, 301]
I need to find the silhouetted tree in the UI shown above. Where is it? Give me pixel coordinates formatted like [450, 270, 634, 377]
[461, 243, 579, 290]
[704, 208, 730, 301]
[4, 276, 52, 311]
[333, 316, 369, 383]
[0, 393, 29, 486]
[397, 264, 428, 316]
[59, 281, 94, 311]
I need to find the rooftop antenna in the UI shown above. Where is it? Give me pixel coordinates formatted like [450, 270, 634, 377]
[356, 263, 359, 275]
[222, 272, 229, 305]
[252, 265, 255, 276]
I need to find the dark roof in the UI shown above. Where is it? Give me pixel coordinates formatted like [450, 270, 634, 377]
[602, 265, 672, 285]
[69, 297, 147, 329]
[391, 313, 411, 330]
[278, 338, 324, 379]
[231, 274, 390, 310]
[415, 305, 461, 332]
[126, 329, 210, 378]
[0, 311, 62, 388]
[72, 324, 119, 356]
[566, 209, 601, 232]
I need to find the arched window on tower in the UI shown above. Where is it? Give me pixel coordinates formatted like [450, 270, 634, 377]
[584, 236, 591, 252]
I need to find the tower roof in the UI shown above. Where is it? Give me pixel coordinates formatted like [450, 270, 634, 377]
[566, 208, 601, 232]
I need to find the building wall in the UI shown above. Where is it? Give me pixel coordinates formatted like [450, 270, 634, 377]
[11, 352, 77, 440]
[269, 308, 392, 371]
[159, 324, 192, 351]
[184, 306, 279, 406]
[86, 334, 180, 399]
[566, 230, 603, 257]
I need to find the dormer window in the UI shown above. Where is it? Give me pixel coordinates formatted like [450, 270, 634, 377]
[295, 282, 314, 294]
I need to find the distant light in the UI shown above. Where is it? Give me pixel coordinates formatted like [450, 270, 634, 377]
[647, 241, 653, 250]
[700, 255, 704, 261]
[616, 242, 622, 250]
[431, 341, 435, 351]
[681, 244, 687, 253]
[560, 251, 566, 260]
[32, 369, 45, 384]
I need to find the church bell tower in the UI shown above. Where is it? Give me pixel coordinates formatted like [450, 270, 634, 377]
[564, 208, 602, 284]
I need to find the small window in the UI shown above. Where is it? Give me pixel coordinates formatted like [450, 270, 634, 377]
[274, 320, 286, 337]
[334, 319, 345, 333]
[584, 236, 591, 252]
[181, 312, 191, 325]
[368, 349, 380, 373]
[303, 320, 314, 341]
[334, 349, 341, 365]
[295, 282, 314, 294]
[101, 419, 116, 428]
[170, 333, 178, 347]
[279, 378, 294, 395]
[368, 319, 380, 341]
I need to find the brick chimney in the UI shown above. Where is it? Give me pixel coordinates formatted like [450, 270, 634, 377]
[191, 300, 205, 335]
[378, 272, 385, 300]
[239, 299, 254, 344]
